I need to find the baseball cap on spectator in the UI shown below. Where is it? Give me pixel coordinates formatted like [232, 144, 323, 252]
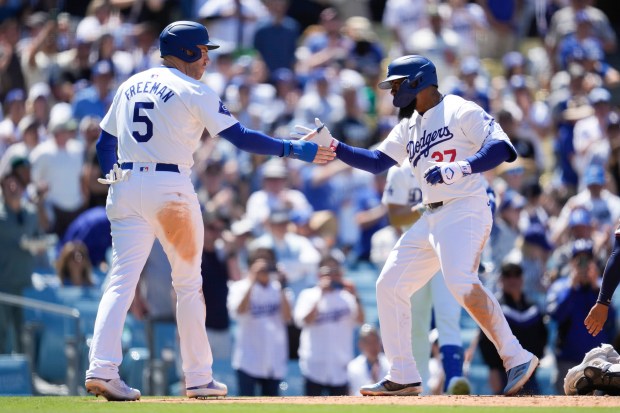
[49, 102, 77, 133]
[571, 238, 594, 258]
[499, 191, 526, 212]
[262, 158, 288, 179]
[500, 262, 523, 278]
[583, 163, 606, 186]
[588, 87, 611, 105]
[5, 88, 25, 105]
[28, 82, 51, 102]
[502, 51, 525, 70]
[25, 11, 49, 29]
[17, 115, 38, 136]
[92, 60, 114, 77]
[523, 223, 553, 251]
[460, 56, 480, 76]
[568, 208, 592, 228]
[231, 218, 253, 236]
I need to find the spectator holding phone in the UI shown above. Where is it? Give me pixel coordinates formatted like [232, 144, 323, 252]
[293, 253, 364, 396]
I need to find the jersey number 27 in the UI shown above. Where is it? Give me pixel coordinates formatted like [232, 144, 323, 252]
[431, 149, 456, 162]
[132, 101, 154, 142]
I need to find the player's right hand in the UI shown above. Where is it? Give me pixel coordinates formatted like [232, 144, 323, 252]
[285, 139, 336, 164]
[97, 164, 130, 185]
[291, 118, 340, 150]
[584, 302, 609, 336]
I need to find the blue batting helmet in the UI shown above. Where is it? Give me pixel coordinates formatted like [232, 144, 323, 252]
[159, 21, 219, 63]
[378, 55, 438, 107]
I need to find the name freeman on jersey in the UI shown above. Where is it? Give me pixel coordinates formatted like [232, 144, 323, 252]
[124, 81, 175, 103]
[407, 126, 454, 167]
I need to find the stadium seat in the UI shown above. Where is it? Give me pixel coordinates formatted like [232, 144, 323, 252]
[280, 360, 304, 396]
[120, 347, 149, 391]
[0, 355, 34, 395]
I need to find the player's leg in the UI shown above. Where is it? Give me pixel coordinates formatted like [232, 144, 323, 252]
[410, 282, 433, 393]
[430, 272, 469, 394]
[149, 181, 225, 397]
[366, 215, 440, 392]
[86, 213, 155, 400]
[432, 197, 536, 395]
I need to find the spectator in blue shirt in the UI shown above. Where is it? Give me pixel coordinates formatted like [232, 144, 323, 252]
[253, 0, 300, 74]
[546, 238, 616, 394]
[72, 60, 115, 121]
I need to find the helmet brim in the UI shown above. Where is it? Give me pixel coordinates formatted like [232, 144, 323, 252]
[378, 74, 408, 90]
[205, 41, 220, 50]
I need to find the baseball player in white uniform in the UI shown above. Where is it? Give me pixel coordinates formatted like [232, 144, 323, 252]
[382, 163, 468, 395]
[302, 55, 538, 396]
[84, 21, 334, 401]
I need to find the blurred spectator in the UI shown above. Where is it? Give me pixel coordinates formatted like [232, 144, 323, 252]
[0, 118, 40, 180]
[55, 240, 94, 286]
[79, 116, 107, 208]
[0, 88, 26, 154]
[545, 0, 616, 71]
[30, 102, 84, 239]
[201, 210, 240, 359]
[196, 157, 242, 221]
[347, 324, 390, 396]
[331, 84, 373, 148]
[20, 12, 58, 90]
[449, 56, 490, 112]
[495, 109, 539, 173]
[607, 112, 620, 191]
[294, 254, 364, 396]
[440, 0, 487, 57]
[59, 206, 111, 271]
[475, 262, 548, 394]
[352, 172, 388, 262]
[129, 22, 159, 74]
[296, 7, 349, 73]
[341, 16, 383, 77]
[489, 190, 526, 277]
[298, 160, 350, 213]
[407, 5, 459, 81]
[253, 0, 300, 74]
[26, 82, 51, 131]
[245, 158, 313, 234]
[228, 246, 291, 396]
[198, 0, 268, 52]
[72, 60, 115, 121]
[546, 238, 616, 394]
[553, 163, 620, 241]
[0, 169, 46, 353]
[293, 69, 345, 129]
[0, 18, 26, 104]
[477, 0, 519, 59]
[249, 209, 320, 300]
[55, 34, 95, 86]
[382, 0, 429, 56]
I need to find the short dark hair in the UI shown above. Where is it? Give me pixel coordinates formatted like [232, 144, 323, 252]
[500, 262, 523, 277]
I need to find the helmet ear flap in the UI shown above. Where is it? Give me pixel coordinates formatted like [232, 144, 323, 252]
[393, 77, 418, 108]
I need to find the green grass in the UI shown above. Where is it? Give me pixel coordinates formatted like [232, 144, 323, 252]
[0, 397, 617, 413]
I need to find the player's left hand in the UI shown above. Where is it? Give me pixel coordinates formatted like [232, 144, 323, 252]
[97, 164, 130, 185]
[291, 118, 340, 150]
[423, 160, 471, 186]
[584, 302, 609, 336]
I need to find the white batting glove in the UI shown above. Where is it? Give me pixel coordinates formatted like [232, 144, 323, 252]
[423, 160, 471, 186]
[98, 164, 130, 185]
[291, 118, 339, 150]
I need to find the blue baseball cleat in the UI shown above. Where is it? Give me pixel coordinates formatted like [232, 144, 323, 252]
[360, 379, 422, 396]
[503, 356, 539, 396]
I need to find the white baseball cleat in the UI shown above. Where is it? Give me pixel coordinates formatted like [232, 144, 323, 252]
[503, 355, 539, 396]
[360, 379, 422, 396]
[85, 378, 141, 401]
[446, 376, 471, 395]
[186, 379, 228, 398]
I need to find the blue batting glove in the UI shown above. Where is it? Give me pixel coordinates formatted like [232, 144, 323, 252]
[424, 165, 444, 185]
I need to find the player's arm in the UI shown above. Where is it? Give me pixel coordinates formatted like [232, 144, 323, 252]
[387, 203, 424, 229]
[217, 122, 334, 163]
[95, 129, 118, 175]
[585, 234, 620, 336]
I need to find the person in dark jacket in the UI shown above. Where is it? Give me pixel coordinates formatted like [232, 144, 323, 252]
[476, 261, 548, 394]
[546, 238, 616, 394]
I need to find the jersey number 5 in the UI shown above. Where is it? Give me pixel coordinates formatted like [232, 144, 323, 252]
[431, 149, 456, 162]
[132, 101, 154, 142]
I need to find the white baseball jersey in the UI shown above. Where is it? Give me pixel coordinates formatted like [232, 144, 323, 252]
[382, 162, 422, 208]
[377, 94, 516, 204]
[100, 66, 237, 169]
[228, 279, 288, 379]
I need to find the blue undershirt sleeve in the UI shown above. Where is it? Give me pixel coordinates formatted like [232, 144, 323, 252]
[598, 235, 620, 306]
[465, 140, 515, 174]
[95, 130, 118, 175]
[335, 142, 398, 174]
[218, 122, 286, 156]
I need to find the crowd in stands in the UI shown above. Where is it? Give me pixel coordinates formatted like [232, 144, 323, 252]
[1, 0, 620, 396]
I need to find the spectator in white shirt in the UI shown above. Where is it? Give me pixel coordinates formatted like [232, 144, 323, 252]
[347, 324, 390, 396]
[228, 246, 291, 396]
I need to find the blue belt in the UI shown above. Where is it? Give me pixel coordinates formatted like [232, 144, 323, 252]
[120, 162, 179, 173]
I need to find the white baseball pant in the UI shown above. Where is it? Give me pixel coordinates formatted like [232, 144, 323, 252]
[378, 196, 532, 385]
[86, 164, 214, 388]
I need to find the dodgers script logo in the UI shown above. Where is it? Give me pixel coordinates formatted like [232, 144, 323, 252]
[407, 126, 454, 167]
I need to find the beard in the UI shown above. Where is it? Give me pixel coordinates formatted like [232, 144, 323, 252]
[397, 98, 417, 120]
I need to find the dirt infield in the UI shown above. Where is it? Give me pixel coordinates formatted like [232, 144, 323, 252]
[140, 395, 620, 407]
